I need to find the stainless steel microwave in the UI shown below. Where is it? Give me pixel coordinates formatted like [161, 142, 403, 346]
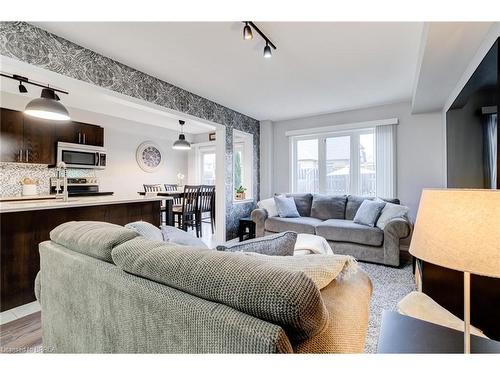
[56, 142, 107, 169]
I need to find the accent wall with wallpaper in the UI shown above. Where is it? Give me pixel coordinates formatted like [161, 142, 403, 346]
[0, 21, 260, 239]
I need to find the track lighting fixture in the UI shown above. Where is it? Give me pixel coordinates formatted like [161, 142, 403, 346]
[243, 22, 253, 40]
[173, 120, 191, 150]
[18, 81, 28, 93]
[0, 72, 71, 121]
[263, 43, 272, 59]
[241, 22, 277, 59]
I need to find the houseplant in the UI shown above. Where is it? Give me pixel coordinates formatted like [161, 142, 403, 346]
[235, 185, 247, 200]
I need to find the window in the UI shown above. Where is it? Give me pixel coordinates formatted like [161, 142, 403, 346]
[199, 148, 216, 185]
[292, 129, 376, 195]
[233, 130, 254, 201]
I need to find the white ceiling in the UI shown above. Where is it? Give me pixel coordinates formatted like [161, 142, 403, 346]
[412, 22, 494, 113]
[33, 22, 425, 121]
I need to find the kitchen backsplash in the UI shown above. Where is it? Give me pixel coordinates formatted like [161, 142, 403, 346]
[0, 162, 95, 197]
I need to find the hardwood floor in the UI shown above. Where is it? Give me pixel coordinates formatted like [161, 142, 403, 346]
[0, 311, 42, 353]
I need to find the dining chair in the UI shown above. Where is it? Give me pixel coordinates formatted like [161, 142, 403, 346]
[173, 185, 201, 236]
[143, 184, 166, 224]
[197, 185, 216, 235]
[164, 184, 182, 206]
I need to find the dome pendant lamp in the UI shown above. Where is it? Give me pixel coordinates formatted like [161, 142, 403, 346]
[172, 120, 191, 150]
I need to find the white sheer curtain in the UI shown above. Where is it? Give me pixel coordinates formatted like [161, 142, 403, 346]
[375, 124, 397, 198]
[483, 113, 497, 189]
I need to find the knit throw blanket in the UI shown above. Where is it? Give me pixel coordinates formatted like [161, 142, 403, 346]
[244, 253, 358, 290]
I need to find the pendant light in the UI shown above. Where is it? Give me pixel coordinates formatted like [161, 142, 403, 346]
[172, 120, 191, 150]
[24, 88, 70, 121]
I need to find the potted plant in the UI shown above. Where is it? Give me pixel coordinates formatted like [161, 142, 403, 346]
[235, 185, 247, 200]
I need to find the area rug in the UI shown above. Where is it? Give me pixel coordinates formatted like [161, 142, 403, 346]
[359, 262, 416, 353]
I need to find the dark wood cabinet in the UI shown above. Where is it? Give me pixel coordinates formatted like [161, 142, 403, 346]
[56, 121, 104, 146]
[1, 107, 105, 164]
[23, 116, 57, 164]
[0, 108, 24, 162]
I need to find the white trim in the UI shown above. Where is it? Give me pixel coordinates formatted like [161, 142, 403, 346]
[284, 118, 398, 137]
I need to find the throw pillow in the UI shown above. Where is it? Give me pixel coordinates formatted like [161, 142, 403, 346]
[216, 231, 297, 256]
[376, 202, 410, 229]
[125, 221, 163, 241]
[274, 195, 300, 218]
[160, 225, 208, 248]
[310, 194, 347, 220]
[353, 199, 386, 227]
[257, 197, 279, 217]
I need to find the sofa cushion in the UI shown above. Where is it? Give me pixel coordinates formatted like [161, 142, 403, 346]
[376, 202, 410, 230]
[257, 197, 279, 217]
[274, 195, 301, 218]
[353, 200, 386, 227]
[217, 231, 297, 256]
[277, 193, 313, 217]
[112, 237, 328, 343]
[265, 216, 324, 234]
[345, 195, 400, 220]
[315, 219, 384, 246]
[125, 221, 163, 241]
[310, 194, 347, 220]
[50, 221, 138, 262]
[161, 225, 208, 248]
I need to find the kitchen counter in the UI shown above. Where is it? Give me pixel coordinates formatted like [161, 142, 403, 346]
[0, 194, 171, 213]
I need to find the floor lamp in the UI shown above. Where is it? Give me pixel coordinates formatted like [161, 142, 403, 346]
[409, 189, 500, 353]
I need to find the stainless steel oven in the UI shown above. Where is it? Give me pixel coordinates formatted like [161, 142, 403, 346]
[56, 142, 107, 169]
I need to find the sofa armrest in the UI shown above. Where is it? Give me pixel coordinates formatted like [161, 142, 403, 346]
[251, 208, 268, 238]
[34, 271, 41, 302]
[382, 218, 412, 267]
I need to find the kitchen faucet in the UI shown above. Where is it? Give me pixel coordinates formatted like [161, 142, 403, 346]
[55, 161, 69, 202]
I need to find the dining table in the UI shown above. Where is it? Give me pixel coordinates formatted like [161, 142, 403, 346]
[137, 191, 184, 226]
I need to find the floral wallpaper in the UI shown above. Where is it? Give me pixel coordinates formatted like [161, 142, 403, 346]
[0, 22, 260, 239]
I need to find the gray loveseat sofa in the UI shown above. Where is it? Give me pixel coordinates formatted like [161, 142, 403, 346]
[35, 221, 372, 353]
[251, 194, 412, 267]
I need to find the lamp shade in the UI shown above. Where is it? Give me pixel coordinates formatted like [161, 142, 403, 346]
[409, 189, 500, 278]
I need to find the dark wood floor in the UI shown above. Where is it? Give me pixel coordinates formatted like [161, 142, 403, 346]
[0, 311, 42, 353]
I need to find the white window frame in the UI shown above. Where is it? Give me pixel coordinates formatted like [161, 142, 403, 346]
[198, 145, 216, 185]
[233, 129, 254, 202]
[290, 128, 375, 195]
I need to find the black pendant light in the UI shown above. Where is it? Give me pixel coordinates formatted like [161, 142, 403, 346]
[24, 88, 70, 121]
[172, 120, 191, 150]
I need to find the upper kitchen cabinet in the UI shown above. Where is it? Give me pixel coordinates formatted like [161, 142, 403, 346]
[1, 108, 56, 164]
[1, 107, 105, 164]
[23, 116, 57, 164]
[0, 108, 24, 162]
[56, 121, 104, 147]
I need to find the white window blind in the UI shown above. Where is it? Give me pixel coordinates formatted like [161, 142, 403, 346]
[375, 124, 397, 198]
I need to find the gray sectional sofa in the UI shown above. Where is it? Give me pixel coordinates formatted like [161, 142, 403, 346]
[251, 194, 412, 267]
[35, 221, 372, 353]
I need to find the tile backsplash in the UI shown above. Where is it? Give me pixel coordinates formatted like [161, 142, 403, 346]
[0, 163, 95, 197]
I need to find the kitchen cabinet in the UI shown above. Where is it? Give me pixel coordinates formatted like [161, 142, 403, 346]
[1, 107, 105, 164]
[0, 108, 24, 162]
[0, 108, 56, 164]
[56, 121, 104, 147]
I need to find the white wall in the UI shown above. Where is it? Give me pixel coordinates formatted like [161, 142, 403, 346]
[267, 101, 445, 219]
[259, 120, 274, 199]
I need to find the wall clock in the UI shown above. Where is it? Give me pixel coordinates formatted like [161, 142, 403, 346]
[136, 141, 163, 172]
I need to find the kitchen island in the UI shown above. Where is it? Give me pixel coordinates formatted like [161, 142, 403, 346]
[0, 195, 169, 311]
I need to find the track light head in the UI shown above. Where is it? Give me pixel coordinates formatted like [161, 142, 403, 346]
[179, 120, 185, 125]
[263, 43, 272, 59]
[18, 81, 28, 93]
[243, 22, 253, 40]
